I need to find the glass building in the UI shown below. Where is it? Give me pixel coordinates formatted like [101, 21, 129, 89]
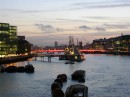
[92, 35, 130, 52]
[0, 23, 17, 57]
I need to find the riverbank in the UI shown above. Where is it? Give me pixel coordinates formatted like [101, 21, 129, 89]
[0, 54, 33, 65]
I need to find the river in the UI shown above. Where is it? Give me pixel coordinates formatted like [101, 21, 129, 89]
[0, 54, 130, 97]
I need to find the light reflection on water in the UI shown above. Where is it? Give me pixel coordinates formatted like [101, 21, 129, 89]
[0, 54, 130, 97]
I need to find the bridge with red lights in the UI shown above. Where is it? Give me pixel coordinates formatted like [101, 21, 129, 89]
[32, 49, 107, 62]
[31, 49, 106, 53]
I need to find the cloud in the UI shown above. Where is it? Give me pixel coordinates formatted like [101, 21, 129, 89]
[35, 24, 54, 31]
[85, 16, 115, 20]
[84, 16, 130, 23]
[79, 25, 91, 30]
[0, 8, 47, 13]
[1, 0, 130, 15]
[103, 23, 130, 29]
[72, 0, 130, 9]
[56, 19, 87, 23]
[95, 27, 106, 31]
[79, 25, 106, 32]
[1, 0, 130, 14]
[78, 23, 130, 33]
[34, 24, 64, 33]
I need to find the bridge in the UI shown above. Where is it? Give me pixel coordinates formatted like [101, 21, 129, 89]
[33, 53, 64, 62]
[31, 49, 106, 53]
[32, 49, 106, 62]
[33, 53, 85, 62]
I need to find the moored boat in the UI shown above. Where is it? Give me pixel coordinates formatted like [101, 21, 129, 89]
[17, 66, 25, 72]
[64, 84, 88, 97]
[71, 70, 85, 82]
[57, 74, 67, 82]
[59, 47, 85, 61]
[25, 62, 34, 73]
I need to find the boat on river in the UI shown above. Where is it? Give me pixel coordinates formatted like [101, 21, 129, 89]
[0, 62, 34, 73]
[59, 36, 85, 62]
[59, 47, 85, 62]
[25, 62, 34, 73]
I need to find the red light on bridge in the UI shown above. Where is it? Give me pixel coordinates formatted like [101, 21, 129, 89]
[32, 49, 106, 53]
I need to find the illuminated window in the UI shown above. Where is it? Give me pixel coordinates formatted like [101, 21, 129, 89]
[0, 23, 17, 56]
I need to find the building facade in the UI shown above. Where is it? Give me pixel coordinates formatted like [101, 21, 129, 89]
[92, 35, 130, 52]
[92, 38, 107, 50]
[17, 36, 31, 55]
[0, 23, 17, 57]
[9, 26, 17, 54]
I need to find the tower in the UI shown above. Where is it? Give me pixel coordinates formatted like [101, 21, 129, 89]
[69, 35, 74, 47]
[54, 41, 58, 47]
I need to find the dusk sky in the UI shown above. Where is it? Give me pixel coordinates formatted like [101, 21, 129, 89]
[0, 0, 130, 46]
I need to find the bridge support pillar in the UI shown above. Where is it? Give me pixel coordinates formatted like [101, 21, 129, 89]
[35, 57, 37, 61]
[41, 57, 42, 61]
[42, 57, 44, 61]
[48, 56, 51, 62]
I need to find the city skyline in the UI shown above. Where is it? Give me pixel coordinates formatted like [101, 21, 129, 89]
[0, 0, 130, 46]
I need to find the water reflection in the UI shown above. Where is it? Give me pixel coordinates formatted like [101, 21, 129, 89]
[0, 54, 130, 97]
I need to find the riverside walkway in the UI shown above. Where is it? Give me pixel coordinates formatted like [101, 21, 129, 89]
[0, 55, 33, 64]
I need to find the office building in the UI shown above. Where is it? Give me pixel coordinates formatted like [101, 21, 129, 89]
[17, 36, 31, 54]
[0, 23, 17, 57]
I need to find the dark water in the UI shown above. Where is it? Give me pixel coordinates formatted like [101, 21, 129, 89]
[0, 54, 130, 97]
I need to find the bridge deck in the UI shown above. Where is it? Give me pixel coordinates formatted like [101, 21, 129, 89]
[34, 54, 81, 57]
[34, 53, 84, 62]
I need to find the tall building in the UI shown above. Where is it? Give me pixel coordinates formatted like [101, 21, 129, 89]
[9, 26, 17, 54]
[54, 41, 58, 47]
[69, 35, 74, 47]
[0, 23, 17, 57]
[79, 41, 83, 49]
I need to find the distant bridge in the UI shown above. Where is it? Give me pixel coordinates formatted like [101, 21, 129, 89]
[31, 49, 106, 53]
[32, 49, 106, 62]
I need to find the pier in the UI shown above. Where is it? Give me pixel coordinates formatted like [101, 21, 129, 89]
[34, 53, 63, 62]
[34, 53, 85, 62]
